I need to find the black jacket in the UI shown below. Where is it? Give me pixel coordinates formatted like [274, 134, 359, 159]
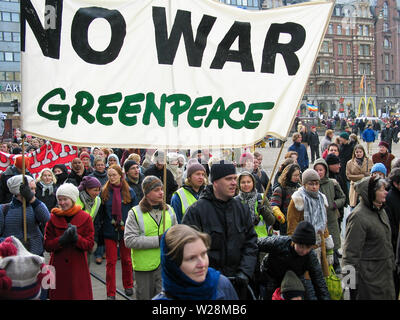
[144, 164, 178, 204]
[125, 173, 145, 202]
[35, 182, 57, 213]
[0, 166, 32, 204]
[66, 169, 89, 187]
[258, 235, 330, 300]
[252, 169, 272, 199]
[182, 185, 258, 279]
[308, 131, 320, 147]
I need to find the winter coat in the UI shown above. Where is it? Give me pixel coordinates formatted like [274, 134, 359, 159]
[383, 185, 400, 257]
[182, 185, 258, 279]
[346, 157, 373, 207]
[288, 142, 309, 172]
[252, 168, 272, 198]
[372, 152, 395, 176]
[89, 170, 108, 186]
[44, 210, 94, 300]
[97, 188, 138, 242]
[144, 164, 178, 204]
[286, 189, 330, 277]
[313, 158, 346, 250]
[308, 131, 320, 147]
[125, 173, 145, 202]
[258, 235, 330, 300]
[66, 169, 89, 187]
[0, 166, 32, 204]
[339, 143, 354, 183]
[342, 177, 396, 300]
[0, 198, 50, 255]
[362, 128, 375, 143]
[381, 127, 394, 145]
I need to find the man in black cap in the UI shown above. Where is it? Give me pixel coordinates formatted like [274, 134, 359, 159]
[124, 160, 144, 202]
[258, 221, 330, 300]
[182, 160, 258, 299]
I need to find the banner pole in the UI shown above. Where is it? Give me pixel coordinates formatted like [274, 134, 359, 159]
[162, 150, 167, 234]
[21, 133, 28, 245]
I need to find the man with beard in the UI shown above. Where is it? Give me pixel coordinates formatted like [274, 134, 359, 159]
[66, 157, 89, 187]
[124, 160, 144, 202]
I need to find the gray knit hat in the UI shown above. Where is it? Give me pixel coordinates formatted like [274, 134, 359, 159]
[281, 270, 305, 299]
[301, 168, 320, 185]
[186, 159, 206, 178]
[7, 175, 34, 196]
[142, 175, 163, 195]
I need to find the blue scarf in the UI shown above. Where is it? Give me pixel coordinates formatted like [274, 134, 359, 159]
[160, 233, 220, 300]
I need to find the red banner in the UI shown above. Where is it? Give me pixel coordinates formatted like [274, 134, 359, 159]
[0, 141, 78, 178]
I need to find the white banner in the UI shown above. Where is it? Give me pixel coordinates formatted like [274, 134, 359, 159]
[21, 0, 333, 149]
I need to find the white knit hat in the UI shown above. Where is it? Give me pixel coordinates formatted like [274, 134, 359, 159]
[7, 175, 34, 196]
[56, 183, 79, 203]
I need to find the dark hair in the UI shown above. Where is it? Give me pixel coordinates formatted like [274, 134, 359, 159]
[279, 163, 301, 187]
[327, 143, 339, 151]
[389, 168, 400, 185]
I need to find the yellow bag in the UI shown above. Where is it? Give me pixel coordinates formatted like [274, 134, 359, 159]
[325, 265, 343, 300]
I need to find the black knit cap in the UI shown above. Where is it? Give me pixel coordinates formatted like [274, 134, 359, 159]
[325, 153, 340, 165]
[124, 160, 138, 173]
[291, 221, 316, 245]
[210, 160, 236, 183]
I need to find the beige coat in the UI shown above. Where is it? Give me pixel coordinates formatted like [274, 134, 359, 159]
[346, 158, 373, 207]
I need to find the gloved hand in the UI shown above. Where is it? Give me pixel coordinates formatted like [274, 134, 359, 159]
[19, 177, 35, 203]
[326, 249, 334, 265]
[59, 223, 78, 246]
[234, 271, 249, 287]
[272, 206, 285, 224]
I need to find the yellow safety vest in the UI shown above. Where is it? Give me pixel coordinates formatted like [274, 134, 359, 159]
[174, 187, 197, 216]
[254, 196, 268, 238]
[131, 205, 174, 271]
[76, 196, 101, 220]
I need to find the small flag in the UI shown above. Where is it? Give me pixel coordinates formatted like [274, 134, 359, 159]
[307, 103, 318, 112]
[360, 75, 365, 89]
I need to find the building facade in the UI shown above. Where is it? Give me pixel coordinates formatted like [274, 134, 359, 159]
[303, 0, 377, 118]
[0, 0, 21, 134]
[217, 0, 262, 9]
[373, 0, 400, 116]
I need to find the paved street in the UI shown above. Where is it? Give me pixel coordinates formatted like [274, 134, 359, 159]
[85, 130, 399, 300]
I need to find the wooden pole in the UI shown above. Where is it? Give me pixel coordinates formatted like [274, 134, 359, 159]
[162, 150, 167, 234]
[260, 139, 287, 206]
[21, 134, 27, 245]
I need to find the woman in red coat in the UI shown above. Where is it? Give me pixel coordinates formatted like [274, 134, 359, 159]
[44, 183, 94, 300]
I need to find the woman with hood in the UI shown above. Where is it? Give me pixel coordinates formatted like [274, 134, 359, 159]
[346, 144, 373, 208]
[313, 158, 346, 273]
[270, 163, 302, 235]
[342, 176, 396, 300]
[235, 171, 276, 239]
[153, 224, 238, 300]
[106, 154, 120, 168]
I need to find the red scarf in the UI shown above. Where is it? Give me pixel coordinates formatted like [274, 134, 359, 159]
[110, 183, 122, 224]
[51, 204, 82, 217]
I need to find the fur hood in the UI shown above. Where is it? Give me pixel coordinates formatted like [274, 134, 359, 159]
[291, 188, 328, 212]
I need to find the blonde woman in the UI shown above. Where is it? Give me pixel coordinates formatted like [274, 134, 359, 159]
[346, 144, 373, 208]
[35, 168, 57, 213]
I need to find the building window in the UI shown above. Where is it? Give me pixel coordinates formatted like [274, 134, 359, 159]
[322, 41, 329, 53]
[335, 7, 341, 16]
[346, 43, 351, 55]
[348, 82, 353, 94]
[384, 54, 389, 64]
[338, 62, 343, 75]
[323, 61, 329, 74]
[337, 25, 342, 35]
[384, 37, 391, 48]
[383, 22, 389, 32]
[385, 86, 390, 96]
[13, 52, 20, 62]
[338, 43, 343, 55]
[383, 2, 388, 18]
[5, 72, 13, 81]
[385, 70, 390, 80]
[347, 62, 352, 75]
[14, 71, 20, 81]
[339, 83, 344, 94]
[0, 72, 4, 81]
[328, 24, 333, 34]
[358, 25, 363, 35]
[363, 25, 369, 36]
[345, 26, 351, 36]
[316, 60, 321, 74]
[4, 52, 13, 61]
[1, 12, 11, 22]
[12, 32, 20, 42]
[2, 32, 11, 42]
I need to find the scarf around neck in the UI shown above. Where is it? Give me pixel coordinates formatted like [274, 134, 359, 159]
[298, 186, 327, 234]
[160, 234, 220, 300]
[39, 181, 54, 197]
[238, 190, 258, 217]
[110, 183, 122, 224]
[52, 204, 82, 217]
[79, 190, 95, 212]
